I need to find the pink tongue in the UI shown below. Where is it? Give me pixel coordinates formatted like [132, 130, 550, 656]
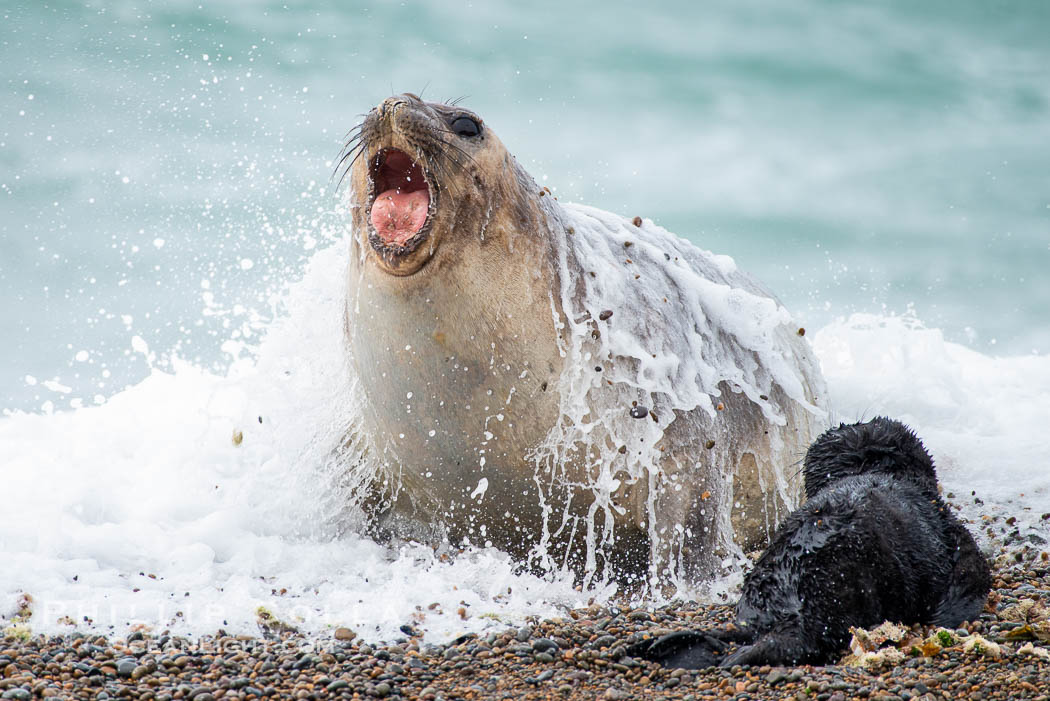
[370, 188, 429, 246]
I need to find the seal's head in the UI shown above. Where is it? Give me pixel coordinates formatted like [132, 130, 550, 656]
[338, 93, 537, 277]
[802, 416, 937, 498]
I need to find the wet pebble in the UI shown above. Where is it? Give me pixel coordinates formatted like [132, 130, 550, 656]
[532, 637, 558, 652]
[0, 538, 1044, 701]
[115, 657, 137, 678]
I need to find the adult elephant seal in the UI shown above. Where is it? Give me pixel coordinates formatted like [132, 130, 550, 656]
[339, 93, 828, 588]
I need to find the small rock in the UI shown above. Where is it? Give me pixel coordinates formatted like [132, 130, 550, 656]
[373, 681, 392, 697]
[604, 689, 630, 701]
[527, 669, 554, 683]
[334, 627, 356, 641]
[532, 638, 558, 653]
[116, 659, 137, 678]
[516, 626, 533, 642]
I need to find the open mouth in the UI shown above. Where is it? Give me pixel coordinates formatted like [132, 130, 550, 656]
[368, 148, 432, 249]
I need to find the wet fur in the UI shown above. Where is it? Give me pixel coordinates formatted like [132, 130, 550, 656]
[630, 417, 991, 667]
[343, 95, 827, 582]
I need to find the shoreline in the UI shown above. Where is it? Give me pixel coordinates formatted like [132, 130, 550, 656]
[1, 547, 1047, 700]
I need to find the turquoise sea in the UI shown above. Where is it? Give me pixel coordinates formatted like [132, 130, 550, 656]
[3, 0, 1049, 410]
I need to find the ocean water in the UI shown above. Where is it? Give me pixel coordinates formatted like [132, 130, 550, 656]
[2, 1, 1049, 641]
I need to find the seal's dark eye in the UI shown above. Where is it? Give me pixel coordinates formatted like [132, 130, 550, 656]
[450, 116, 481, 138]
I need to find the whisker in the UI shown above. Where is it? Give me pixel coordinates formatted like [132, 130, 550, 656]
[424, 152, 462, 197]
[332, 132, 362, 164]
[342, 123, 365, 141]
[434, 143, 471, 180]
[332, 142, 366, 193]
[406, 136, 461, 196]
[333, 139, 364, 175]
[329, 116, 372, 192]
[430, 133, 479, 168]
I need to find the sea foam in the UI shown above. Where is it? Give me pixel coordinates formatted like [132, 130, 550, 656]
[1, 242, 1047, 642]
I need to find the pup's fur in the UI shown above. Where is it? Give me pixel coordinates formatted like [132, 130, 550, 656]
[630, 417, 991, 667]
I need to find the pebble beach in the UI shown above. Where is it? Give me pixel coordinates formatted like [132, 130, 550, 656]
[2, 535, 1047, 701]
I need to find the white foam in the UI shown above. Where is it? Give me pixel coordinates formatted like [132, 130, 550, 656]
[1, 247, 1046, 643]
[0, 243, 605, 642]
[813, 312, 1050, 528]
[528, 203, 826, 587]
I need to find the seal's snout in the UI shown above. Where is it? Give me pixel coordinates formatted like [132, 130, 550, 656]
[369, 148, 431, 247]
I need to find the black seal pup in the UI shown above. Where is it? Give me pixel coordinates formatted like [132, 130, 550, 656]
[629, 416, 991, 667]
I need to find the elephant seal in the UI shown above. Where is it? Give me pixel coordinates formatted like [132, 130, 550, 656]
[338, 94, 828, 587]
[628, 417, 992, 666]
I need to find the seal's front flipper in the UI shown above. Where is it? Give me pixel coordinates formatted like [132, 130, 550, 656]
[720, 632, 815, 667]
[627, 630, 735, 669]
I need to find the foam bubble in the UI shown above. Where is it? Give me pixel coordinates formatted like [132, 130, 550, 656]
[813, 312, 1050, 528]
[1, 246, 1046, 642]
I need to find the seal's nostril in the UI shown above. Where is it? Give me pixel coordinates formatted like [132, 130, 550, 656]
[377, 97, 407, 119]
